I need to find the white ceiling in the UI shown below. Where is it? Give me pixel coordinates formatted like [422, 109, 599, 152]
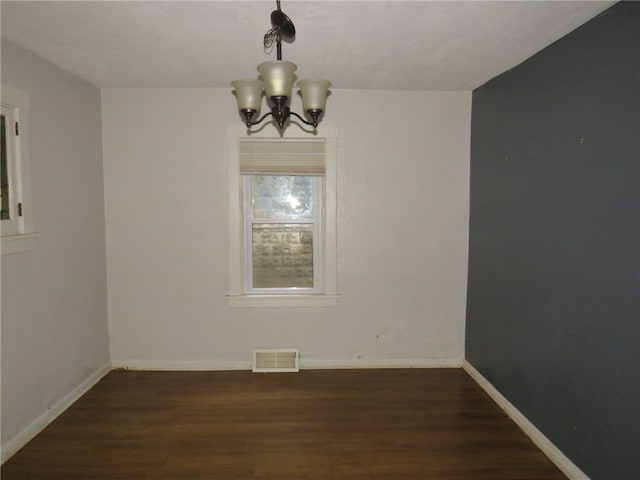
[1, 1, 614, 90]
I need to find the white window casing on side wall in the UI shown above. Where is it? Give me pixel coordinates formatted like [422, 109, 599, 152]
[1, 84, 38, 255]
[226, 123, 338, 308]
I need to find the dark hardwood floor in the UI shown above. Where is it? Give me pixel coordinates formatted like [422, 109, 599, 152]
[2, 369, 566, 479]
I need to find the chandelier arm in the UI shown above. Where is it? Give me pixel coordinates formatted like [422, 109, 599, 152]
[246, 108, 316, 130]
[289, 110, 317, 128]
[247, 111, 274, 127]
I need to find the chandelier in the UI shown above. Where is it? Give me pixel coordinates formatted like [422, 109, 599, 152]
[231, 1, 331, 133]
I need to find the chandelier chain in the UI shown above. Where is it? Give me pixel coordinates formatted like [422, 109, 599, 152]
[264, 27, 279, 53]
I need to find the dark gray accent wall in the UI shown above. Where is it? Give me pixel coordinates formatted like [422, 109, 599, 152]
[466, 2, 639, 479]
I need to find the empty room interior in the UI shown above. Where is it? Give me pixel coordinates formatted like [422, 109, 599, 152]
[1, 1, 638, 479]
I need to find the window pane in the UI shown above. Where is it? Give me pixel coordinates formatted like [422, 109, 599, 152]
[252, 175, 313, 220]
[252, 224, 313, 288]
[1, 115, 10, 220]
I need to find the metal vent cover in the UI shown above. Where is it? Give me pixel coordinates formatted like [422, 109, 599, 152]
[252, 349, 299, 373]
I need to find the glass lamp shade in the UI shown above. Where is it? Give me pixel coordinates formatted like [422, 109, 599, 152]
[297, 79, 332, 111]
[231, 80, 264, 112]
[257, 61, 297, 98]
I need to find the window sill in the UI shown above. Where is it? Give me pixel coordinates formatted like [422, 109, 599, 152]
[1, 232, 39, 256]
[227, 294, 339, 308]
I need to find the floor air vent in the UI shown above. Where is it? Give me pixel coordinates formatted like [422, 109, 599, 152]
[252, 349, 299, 373]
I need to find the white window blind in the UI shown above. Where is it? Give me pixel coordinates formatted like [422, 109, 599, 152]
[239, 138, 325, 175]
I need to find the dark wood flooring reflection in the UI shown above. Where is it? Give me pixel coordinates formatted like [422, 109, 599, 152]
[2, 369, 566, 479]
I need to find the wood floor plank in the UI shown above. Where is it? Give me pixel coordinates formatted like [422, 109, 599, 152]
[1, 369, 566, 479]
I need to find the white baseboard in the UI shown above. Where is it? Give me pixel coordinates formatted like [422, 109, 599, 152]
[303, 357, 464, 369]
[112, 357, 464, 371]
[110, 359, 252, 371]
[462, 360, 590, 480]
[1, 362, 112, 464]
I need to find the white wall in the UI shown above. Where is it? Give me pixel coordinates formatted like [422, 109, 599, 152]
[102, 87, 471, 369]
[1, 40, 110, 457]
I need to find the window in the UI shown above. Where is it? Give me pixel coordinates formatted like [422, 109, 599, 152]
[226, 124, 338, 307]
[1, 85, 36, 255]
[245, 174, 322, 293]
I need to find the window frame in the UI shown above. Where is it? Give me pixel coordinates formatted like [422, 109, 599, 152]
[226, 124, 338, 308]
[2, 104, 21, 234]
[1, 84, 37, 255]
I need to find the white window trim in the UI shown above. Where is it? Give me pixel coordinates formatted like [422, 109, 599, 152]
[1, 84, 38, 256]
[2, 104, 21, 235]
[226, 123, 338, 308]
